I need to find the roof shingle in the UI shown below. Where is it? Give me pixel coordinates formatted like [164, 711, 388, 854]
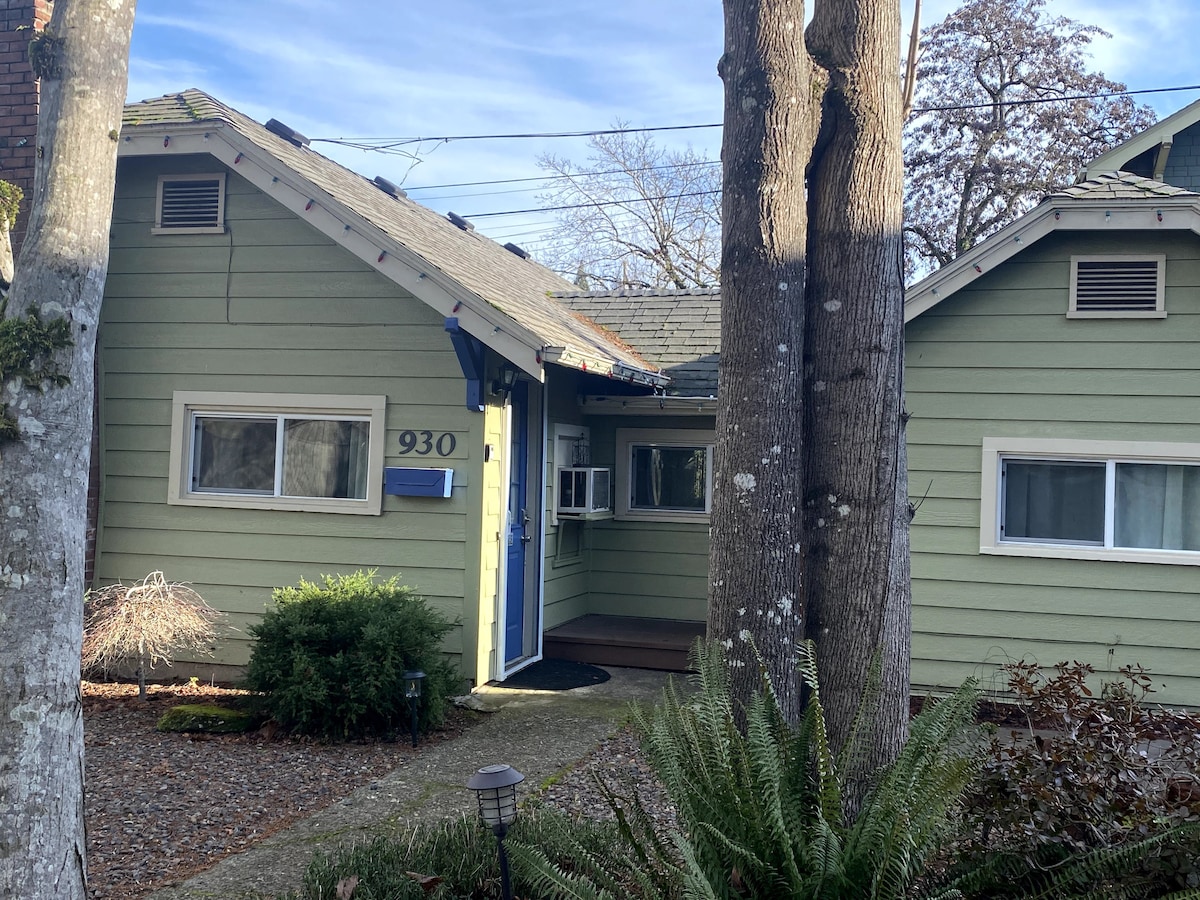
[556, 289, 720, 395]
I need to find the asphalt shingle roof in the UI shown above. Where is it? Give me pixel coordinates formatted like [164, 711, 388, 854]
[556, 289, 720, 395]
[1051, 171, 1199, 201]
[122, 90, 661, 381]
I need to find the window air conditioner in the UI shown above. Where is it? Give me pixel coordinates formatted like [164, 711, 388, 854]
[557, 466, 612, 515]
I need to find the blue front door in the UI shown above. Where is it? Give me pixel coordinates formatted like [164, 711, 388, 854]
[505, 381, 530, 664]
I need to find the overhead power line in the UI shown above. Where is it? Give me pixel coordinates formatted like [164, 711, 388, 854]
[462, 189, 721, 220]
[405, 159, 716, 193]
[313, 82, 1200, 150]
[316, 122, 718, 149]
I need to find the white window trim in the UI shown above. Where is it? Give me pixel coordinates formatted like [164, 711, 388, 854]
[168, 391, 386, 515]
[615, 428, 715, 523]
[981, 437, 1200, 565]
[153, 173, 227, 234]
[1067, 254, 1166, 319]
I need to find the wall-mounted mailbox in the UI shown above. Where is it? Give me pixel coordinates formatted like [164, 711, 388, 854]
[384, 467, 454, 498]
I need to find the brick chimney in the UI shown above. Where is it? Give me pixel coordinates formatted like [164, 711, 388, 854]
[0, 0, 53, 256]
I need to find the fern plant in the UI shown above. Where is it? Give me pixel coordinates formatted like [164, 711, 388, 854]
[510, 639, 982, 900]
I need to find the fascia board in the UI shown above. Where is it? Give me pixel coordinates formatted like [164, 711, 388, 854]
[1081, 99, 1200, 178]
[579, 394, 717, 415]
[541, 346, 668, 388]
[905, 200, 1200, 323]
[119, 127, 548, 378]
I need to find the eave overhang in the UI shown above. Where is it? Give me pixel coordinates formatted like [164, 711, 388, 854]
[541, 346, 669, 389]
[1079, 99, 1200, 182]
[578, 394, 715, 416]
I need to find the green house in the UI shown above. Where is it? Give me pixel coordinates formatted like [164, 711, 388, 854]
[99, 90, 671, 690]
[93, 90, 1200, 704]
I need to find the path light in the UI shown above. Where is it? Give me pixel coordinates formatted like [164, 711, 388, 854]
[467, 764, 525, 900]
[403, 670, 425, 748]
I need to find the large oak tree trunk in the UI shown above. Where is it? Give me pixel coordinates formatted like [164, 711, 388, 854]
[0, 1, 136, 897]
[708, 0, 818, 723]
[711, 0, 910, 771]
[805, 0, 911, 778]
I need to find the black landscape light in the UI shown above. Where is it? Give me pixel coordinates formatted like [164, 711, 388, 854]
[467, 763, 525, 900]
[403, 670, 425, 748]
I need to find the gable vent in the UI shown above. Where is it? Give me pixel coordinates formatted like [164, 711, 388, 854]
[1070, 256, 1164, 316]
[154, 174, 226, 233]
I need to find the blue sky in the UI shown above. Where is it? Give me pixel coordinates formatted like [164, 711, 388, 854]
[127, 0, 1200, 249]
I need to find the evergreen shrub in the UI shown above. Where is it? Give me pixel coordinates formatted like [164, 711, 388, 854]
[243, 570, 459, 740]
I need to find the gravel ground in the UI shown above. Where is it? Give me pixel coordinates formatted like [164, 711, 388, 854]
[83, 681, 474, 899]
[83, 680, 674, 899]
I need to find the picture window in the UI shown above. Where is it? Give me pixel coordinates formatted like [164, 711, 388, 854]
[982, 438, 1200, 564]
[169, 392, 385, 514]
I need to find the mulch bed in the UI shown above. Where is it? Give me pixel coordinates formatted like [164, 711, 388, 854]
[83, 679, 477, 899]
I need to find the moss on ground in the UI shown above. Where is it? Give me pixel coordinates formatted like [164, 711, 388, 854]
[157, 703, 256, 734]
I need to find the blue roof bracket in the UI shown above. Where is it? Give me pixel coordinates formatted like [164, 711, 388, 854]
[444, 317, 485, 412]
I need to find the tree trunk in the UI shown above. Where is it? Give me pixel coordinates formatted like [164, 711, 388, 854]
[804, 0, 911, 775]
[708, 0, 819, 723]
[712, 0, 910, 768]
[0, 1, 136, 897]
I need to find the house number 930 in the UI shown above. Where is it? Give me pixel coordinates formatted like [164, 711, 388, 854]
[398, 430, 456, 457]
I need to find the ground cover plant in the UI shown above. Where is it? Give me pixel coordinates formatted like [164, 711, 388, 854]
[282, 809, 629, 900]
[243, 570, 459, 740]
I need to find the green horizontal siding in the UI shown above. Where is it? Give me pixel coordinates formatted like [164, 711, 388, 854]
[908, 229, 1200, 707]
[98, 155, 479, 673]
[576, 416, 713, 623]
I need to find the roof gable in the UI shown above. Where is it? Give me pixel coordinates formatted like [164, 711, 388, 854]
[1080, 98, 1200, 184]
[119, 90, 665, 388]
[905, 173, 1200, 321]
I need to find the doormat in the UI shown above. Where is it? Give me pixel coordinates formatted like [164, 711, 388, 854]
[494, 658, 611, 691]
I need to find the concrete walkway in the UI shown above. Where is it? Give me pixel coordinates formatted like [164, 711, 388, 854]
[145, 667, 673, 900]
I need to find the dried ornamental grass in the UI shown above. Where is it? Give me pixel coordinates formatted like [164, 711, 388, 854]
[82, 571, 225, 698]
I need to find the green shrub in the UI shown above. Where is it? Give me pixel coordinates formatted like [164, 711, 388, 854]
[281, 808, 626, 900]
[242, 570, 459, 740]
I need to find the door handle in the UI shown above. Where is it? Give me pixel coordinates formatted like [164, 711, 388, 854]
[521, 534, 532, 544]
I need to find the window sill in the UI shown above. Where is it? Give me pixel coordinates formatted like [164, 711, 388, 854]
[169, 492, 380, 516]
[981, 542, 1200, 566]
[557, 510, 613, 522]
[1065, 309, 1166, 319]
[152, 225, 227, 235]
[615, 510, 710, 525]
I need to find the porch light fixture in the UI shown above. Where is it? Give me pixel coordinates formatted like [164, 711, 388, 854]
[403, 670, 425, 748]
[467, 763, 525, 900]
[490, 365, 519, 397]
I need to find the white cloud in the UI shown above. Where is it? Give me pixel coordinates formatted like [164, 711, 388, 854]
[127, 0, 1196, 217]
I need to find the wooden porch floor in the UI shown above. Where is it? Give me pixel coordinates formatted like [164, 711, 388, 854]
[544, 614, 705, 671]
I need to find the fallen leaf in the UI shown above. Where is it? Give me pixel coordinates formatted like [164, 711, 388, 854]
[406, 871, 445, 894]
